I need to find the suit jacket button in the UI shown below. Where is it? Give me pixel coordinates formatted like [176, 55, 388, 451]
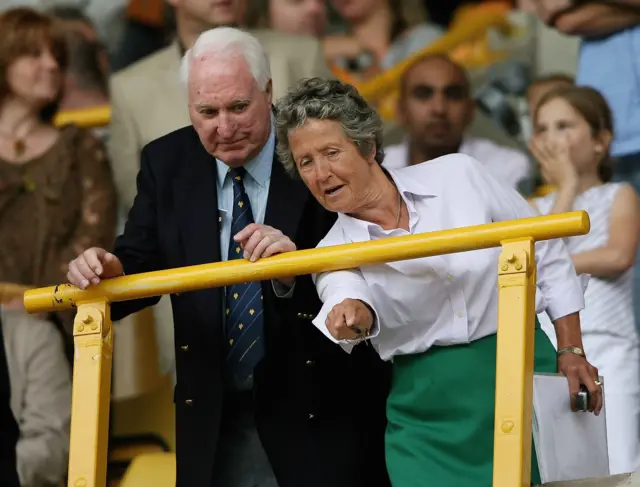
[181, 345, 189, 351]
[185, 399, 193, 406]
[305, 359, 314, 366]
[308, 413, 315, 420]
[297, 312, 303, 318]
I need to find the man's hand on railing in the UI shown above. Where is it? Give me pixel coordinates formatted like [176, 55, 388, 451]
[233, 223, 297, 288]
[67, 247, 124, 290]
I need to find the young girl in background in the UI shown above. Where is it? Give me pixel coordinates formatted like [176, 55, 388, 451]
[531, 86, 640, 475]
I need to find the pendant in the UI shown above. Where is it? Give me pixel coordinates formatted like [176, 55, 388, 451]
[22, 175, 35, 192]
[14, 139, 25, 157]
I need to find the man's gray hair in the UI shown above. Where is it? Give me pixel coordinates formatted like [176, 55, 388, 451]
[274, 78, 385, 176]
[180, 27, 271, 90]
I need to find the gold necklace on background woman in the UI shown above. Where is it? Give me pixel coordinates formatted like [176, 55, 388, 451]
[0, 125, 41, 193]
[0, 123, 38, 159]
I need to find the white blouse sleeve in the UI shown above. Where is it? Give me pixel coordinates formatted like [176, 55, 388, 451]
[463, 155, 585, 321]
[311, 239, 381, 354]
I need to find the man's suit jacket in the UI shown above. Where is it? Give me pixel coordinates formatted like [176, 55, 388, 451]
[108, 30, 333, 379]
[111, 126, 391, 487]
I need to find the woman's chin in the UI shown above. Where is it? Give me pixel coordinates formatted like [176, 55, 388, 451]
[321, 194, 348, 214]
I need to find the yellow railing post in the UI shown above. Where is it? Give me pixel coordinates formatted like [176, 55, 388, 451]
[67, 300, 113, 487]
[493, 238, 537, 487]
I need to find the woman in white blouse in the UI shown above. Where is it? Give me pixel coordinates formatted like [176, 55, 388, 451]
[274, 78, 602, 487]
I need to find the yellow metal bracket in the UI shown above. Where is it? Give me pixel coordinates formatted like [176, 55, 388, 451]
[68, 300, 113, 487]
[493, 238, 537, 487]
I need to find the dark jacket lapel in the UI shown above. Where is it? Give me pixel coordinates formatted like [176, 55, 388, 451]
[264, 147, 309, 239]
[176, 129, 222, 268]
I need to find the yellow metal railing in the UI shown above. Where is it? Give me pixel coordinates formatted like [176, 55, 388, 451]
[23, 210, 590, 487]
[53, 105, 111, 129]
[0, 282, 31, 303]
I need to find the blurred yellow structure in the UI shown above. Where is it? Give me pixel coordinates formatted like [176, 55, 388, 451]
[54, 105, 111, 129]
[331, 1, 517, 120]
[118, 453, 176, 487]
[0, 282, 30, 304]
[24, 210, 590, 487]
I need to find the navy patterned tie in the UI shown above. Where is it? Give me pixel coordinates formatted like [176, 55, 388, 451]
[225, 167, 265, 381]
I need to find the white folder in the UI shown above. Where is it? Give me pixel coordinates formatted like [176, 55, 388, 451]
[532, 373, 609, 483]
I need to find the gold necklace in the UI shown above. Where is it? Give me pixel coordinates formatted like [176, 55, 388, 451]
[0, 125, 34, 158]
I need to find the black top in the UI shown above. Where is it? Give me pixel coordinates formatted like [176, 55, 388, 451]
[0, 315, 20, 487]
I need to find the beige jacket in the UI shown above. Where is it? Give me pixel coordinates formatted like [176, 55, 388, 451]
[107, 30, 332, 381]
[2, 308, 71, 487]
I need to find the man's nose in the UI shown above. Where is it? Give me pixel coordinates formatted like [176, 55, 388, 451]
[217, 114, 237, 139]
[542, 130, 562, 148]
[429, 94, 447, 115]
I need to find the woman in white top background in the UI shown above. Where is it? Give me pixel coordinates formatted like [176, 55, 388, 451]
[530, 86, 640, 475]
[274, 77, 602, 487]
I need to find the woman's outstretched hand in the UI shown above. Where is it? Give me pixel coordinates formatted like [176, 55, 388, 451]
[325, 298, 373, 341]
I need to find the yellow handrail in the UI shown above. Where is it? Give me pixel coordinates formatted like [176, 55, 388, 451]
[23, 210, 590, 487]
[53, 105, 111, 129]
[0, 282, 31, 302]
[24, 211, 587, 313]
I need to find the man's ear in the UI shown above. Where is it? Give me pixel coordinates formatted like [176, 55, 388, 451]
[463, 99, 475, 130]
[265, 79, 273, 105]
[396, 95, 407, 127]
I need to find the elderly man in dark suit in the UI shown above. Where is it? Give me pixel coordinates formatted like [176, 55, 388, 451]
[0, 317, 20, 487]
[66, 27, 390, 487]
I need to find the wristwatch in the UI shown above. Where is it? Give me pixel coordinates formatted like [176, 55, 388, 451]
[557, 346, 586, 358]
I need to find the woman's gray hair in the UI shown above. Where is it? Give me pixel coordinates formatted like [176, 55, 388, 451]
[274, 77, 385, 176]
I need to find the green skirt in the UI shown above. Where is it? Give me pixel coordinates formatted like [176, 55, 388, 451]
[385, 325, 556, 487]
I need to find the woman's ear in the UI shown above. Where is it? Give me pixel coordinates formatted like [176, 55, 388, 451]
[595, 129, 613, 154]
[367, 142, 378, 165]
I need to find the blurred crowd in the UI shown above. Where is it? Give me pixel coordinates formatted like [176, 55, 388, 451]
[0, 0, 640, 486]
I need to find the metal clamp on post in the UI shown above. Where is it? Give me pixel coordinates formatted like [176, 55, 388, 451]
[493, 238, 537, 487]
